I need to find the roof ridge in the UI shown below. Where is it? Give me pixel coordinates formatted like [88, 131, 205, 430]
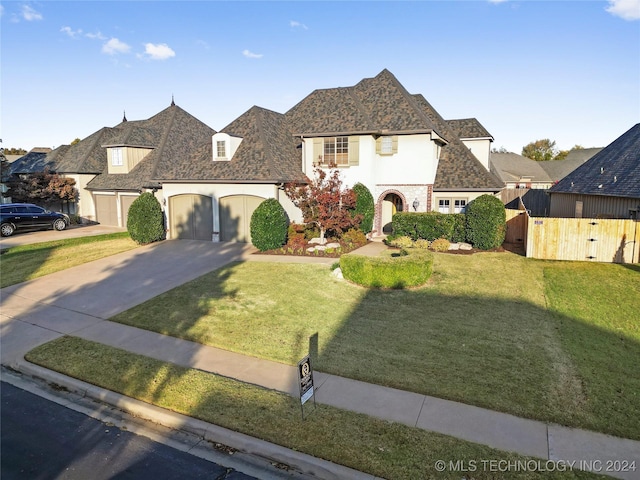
[149, 104, 178, 180]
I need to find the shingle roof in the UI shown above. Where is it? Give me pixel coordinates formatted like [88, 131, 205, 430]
[286, 69, 441, 136]
[539, 147, 602, 182]
[447, 118, 493, 139]
[9, 150, 55, 174]
[53, 128, 111, 174]
[489, 152, 553, 184]
[411, 94, 503, 190]
[89, 104, 215, 190]
[155, 106, 304, 183]
[549, 124, 640, 199]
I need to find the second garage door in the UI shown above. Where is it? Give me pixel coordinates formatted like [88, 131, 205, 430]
[95, 194, 118, 226]
[219, 195, 264, 242]
[169, 194, 213, 240]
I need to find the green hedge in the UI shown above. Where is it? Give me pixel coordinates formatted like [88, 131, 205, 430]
[352, 183, 375, 234]
[465, 195, 506, 250]
[250, 198, 289, 251]
[392, 212, 466, 242]
[127, 192, 165, 245]
[340, 249, 433, 289]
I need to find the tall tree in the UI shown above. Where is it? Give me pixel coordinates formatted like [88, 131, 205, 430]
[521, 139, 558, 161]
[284, 168, 361, 243]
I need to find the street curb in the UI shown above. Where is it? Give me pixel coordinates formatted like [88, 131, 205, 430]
[12, 359, 378, 480]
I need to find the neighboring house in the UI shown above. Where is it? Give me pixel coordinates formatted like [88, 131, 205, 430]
[548, 124, 640, 219]
[8, 148, 54, 176]
[489, 152, 554, 190]
[37, 69, 504, 240]
[539, 147, 602, 184]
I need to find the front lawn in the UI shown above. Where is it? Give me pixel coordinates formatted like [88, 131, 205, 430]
[0, 233, 138, 288]
[26, 336, 600, 480]
[109, 252, 640, 440]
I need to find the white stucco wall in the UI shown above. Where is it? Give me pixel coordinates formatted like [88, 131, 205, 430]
[65, 173, 97, 222]
[301, 134, 439, 191]
[460, 138, 492, 171]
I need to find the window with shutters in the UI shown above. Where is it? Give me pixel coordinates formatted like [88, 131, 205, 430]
[324, 137, 349, 166]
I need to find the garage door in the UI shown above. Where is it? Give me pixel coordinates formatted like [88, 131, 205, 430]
[219, 195, 264, 242]
[95, 194, 118, 226]
[169, 194, 213, 240]
[120, 195, 138, 228]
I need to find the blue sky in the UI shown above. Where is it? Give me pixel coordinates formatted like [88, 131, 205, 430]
[2, 0, 639, 154]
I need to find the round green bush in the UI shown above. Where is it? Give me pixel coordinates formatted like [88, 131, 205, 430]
[353, 183, 374, 234]
[250, 198, 288, 251]
[465, 195, 506, 250]
[127, 192, 165, 244]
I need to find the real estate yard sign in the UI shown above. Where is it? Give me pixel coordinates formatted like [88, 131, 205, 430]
[297, 355, 316, 419]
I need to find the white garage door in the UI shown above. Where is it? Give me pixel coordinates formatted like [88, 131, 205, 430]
[95, 194, 118, 226]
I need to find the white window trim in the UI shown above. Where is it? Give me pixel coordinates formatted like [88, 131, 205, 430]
[111, 147, 123, 166]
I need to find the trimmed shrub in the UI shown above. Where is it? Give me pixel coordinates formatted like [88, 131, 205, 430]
[127, 192, 165, 245]
[430, 238, 450, 252]
[389, 235, 414, 249]
[342, 228, 367, 248]
[465, 195, 507, 250]
[340, 249, 433, 289]
[392, 212, 420, 240]
[414, 239, 431, 249]
[451, 214, 467, 243]
[250, 198, 289, 251]
[352, 183, 375, 234]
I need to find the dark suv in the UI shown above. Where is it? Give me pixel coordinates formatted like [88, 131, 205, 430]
[0, 203, 70, 237]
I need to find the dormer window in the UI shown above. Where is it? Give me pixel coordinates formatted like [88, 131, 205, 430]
[111, 147, 123, 166]
[212, 132, 242, 161]
[216, 141, 226, 159]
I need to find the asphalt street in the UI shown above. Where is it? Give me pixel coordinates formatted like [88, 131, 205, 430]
[1, 381, 257, 480]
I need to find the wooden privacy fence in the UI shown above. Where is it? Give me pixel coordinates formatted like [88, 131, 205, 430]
[505, 208, 640, 264]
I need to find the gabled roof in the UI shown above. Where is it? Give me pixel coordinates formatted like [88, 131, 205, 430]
[411, 94, 503, 190]
[539, 147, 602, 182]
[156, 106, 304, 183]
[286, 69, 443, 137]
[489, 152, 553, 184]
[549, 124, 640, 199]
[447, 118, 493, 140]
[89, 103, 215, 190]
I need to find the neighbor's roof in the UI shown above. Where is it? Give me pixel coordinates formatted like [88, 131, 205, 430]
[489, 152, 553, 184]
[447, 118, 493, 140]
[8, 148, 54, 174]
[549, 124, 640, 199]
[156, 106, 305, 184]
[539, 147, 602, 182]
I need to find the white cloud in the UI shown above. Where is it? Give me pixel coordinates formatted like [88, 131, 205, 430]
[290, 20, 308, 30]
[86, 31, 107, 41]
[102, 38, 131, 55]
[488, 0, 509, 3]
[606, 0, 640, 20]
[141, 43, 176, 60]
[242, 49, 263, 59]
[22, 5, 43, 21]
[61, 26, 82, 38]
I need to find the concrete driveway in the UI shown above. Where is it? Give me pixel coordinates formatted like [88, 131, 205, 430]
[0, 224, 127, 249]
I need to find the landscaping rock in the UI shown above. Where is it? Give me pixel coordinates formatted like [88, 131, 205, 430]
[315, 245, 327, 251]
[306, 247, 316, 253]
[326, 242, 341, 249]
[309, 237, 325, 245]
[448, 243, 460, 251]
[459, 243, 473, 251]
[332, 267, 343, 279]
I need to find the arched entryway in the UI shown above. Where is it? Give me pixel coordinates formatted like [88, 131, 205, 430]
[378, 191, 406, 234]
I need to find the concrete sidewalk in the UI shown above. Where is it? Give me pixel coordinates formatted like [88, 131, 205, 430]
[1, 240, 639, 479]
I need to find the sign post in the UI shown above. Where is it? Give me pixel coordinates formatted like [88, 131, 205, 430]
[297, 355, 316, 419]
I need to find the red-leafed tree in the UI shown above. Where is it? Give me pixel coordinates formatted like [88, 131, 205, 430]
[284, 167, 361, 243]
[7, 169, 77, 207]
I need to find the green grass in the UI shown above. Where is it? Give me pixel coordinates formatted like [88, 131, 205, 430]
[26, 337, 600, 480]
[0, 233, 138, 287]
[109, 252, 640, 440]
